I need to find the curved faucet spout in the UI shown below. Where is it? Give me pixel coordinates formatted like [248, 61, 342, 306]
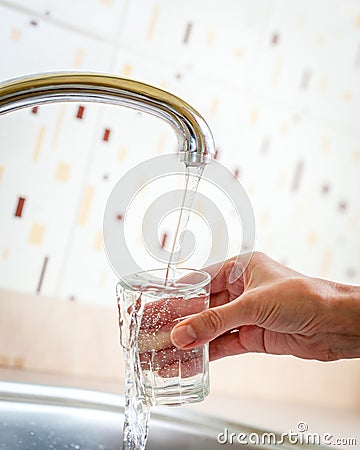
[0, 72, 215, 166]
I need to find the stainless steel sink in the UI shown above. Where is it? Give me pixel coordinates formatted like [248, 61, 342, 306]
[0, 381, 318, 449]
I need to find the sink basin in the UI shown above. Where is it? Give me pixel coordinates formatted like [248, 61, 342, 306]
[0, 381, 316, 449]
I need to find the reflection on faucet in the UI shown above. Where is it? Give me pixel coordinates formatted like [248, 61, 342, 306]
[0, 72, 215, 166]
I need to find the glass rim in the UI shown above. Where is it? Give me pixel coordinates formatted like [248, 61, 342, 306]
[118, 267, 211, 293]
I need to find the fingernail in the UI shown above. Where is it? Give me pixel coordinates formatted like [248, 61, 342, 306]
[171, 324, 197, 348]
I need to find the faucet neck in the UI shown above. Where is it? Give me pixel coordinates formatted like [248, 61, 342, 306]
[0, 72, 215, 166]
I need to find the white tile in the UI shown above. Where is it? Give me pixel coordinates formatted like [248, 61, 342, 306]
[0, 4, 113, 80]
[5, 0, 128, 41]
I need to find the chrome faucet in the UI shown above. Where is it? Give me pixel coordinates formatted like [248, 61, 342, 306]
[0, 73, 215, 166]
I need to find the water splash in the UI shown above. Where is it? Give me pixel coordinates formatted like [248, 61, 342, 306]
[165, 165, 204, 284]
[117, 284, 150, 450]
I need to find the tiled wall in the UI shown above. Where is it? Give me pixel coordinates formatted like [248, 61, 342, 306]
[1, 0, 360, 306]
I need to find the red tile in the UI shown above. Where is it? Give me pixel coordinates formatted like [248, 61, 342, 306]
[183, 22, 193, 44]
[14, 196, 26, 218]
[271, 33, 279, 45]
[161, 232, 168, 248]
[103, 128, 111, 142]
[76, 105, 85, 119]
[36, 256, 49, 293]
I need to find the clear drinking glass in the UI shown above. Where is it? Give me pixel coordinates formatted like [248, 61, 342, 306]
[117, 268, 211, 406]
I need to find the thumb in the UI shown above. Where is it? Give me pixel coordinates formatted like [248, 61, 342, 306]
[170, 294, 257, 349]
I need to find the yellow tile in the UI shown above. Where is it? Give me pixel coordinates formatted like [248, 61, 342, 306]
[207, 31, 215, 46]
[52, 105, 65, 150]
[157, 134, 167, 154]
[210, 97, 219, 115]
[276, 170, 287, 191]
[295, 15, 306, 31]
[13, 357, 24, 369]
[342, 91, 352, 102]
[317, 77, 328, 92]
[315, 34, 325, 45]
[73, 48, 84, 69]
[78, 186, 94, 225]
[279, 122, 289, 134]
[98, 271, 108, 289]
[307, 231, 318, 247]
[0, 166, 3, 182]
[349, 216, 359, 229]
[10, 27, 21, 41]
[233, 48, 245, 59]
[0, 356, 10, 367]
[355, 14, 360, 28]
[271, 56, 283, 87]
[249, 110, 259, 125]
[320, 250, 332, 277]
[55, 162, 70, 182]
[33, 127, 45, 161]
[147, 4, 159, 40]
[353, 147, 360, 162]
[2, 248, 9, 260]
[94, 230, 103, 251]
[122, 64, 132, 76]
[321, 136, 331, 154]
[29, 224, 45, 244]
[118, 146, 127, 161]
[260, 210, 270, 226]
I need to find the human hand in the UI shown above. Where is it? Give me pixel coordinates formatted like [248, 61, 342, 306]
[170, 252, 360, 361]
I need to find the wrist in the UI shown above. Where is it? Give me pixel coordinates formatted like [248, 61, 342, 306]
[328, 281, 360, 359]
